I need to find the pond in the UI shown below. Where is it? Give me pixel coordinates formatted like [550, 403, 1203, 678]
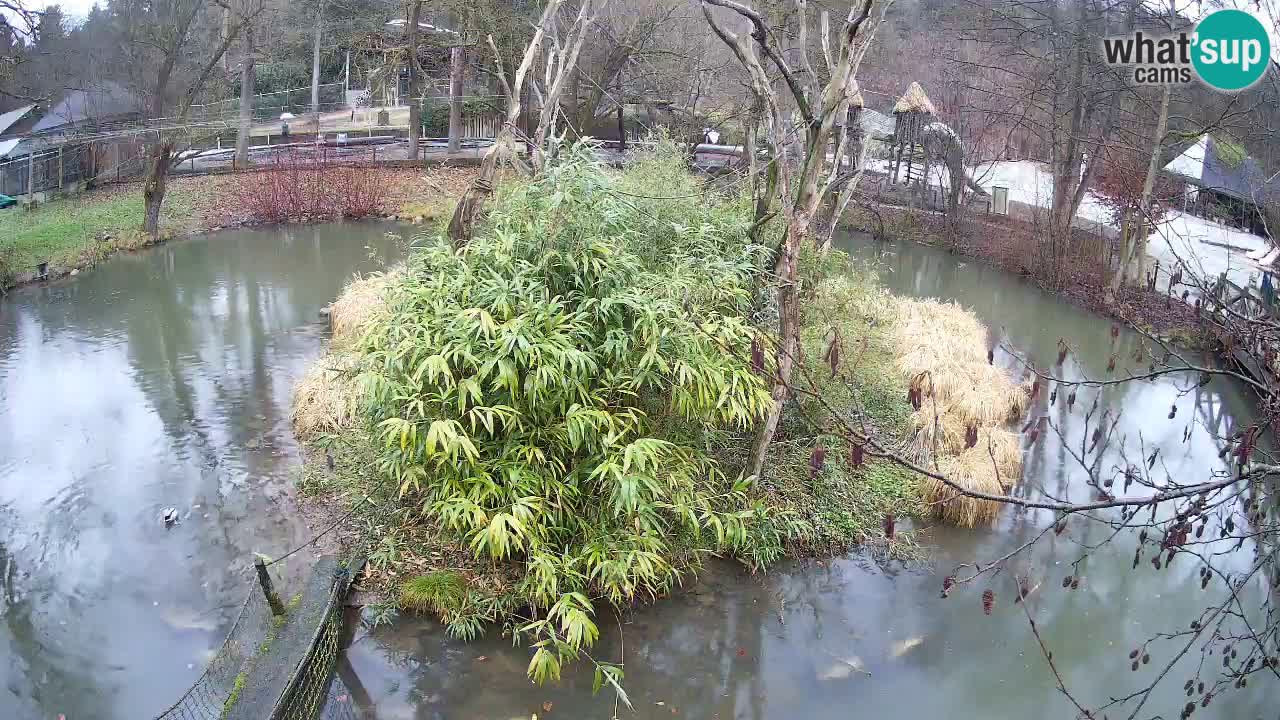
[328, 231, 1272, 720]
[0, 222, 407, 719]
[0, 223, 1269, 720]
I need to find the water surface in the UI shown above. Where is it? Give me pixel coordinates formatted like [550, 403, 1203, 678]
[0, 222, 406, 719]
[1, 222, 1268, 720]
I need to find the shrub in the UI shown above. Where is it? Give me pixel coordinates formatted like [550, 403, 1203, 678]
[356, 144, 804, 681]
[234, 156, 387, 223]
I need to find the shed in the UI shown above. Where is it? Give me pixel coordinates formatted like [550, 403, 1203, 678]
[1163, 134, 1277, 236]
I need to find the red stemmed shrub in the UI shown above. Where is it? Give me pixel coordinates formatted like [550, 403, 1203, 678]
[234, 154, 386, 224]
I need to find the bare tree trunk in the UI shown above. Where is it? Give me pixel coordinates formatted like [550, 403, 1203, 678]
[448, 2, 566, 246]
[748, 221, 803, 480]
[616, 103, 625, 151]
[310, 0, 323, 129]
[406, 0, 422, 160]
[1108, 82, 1170, 302]
[142, 142, 174, 238]
[448, 45, 464, 153]
[235, 26, 255, 167]
[748, 130, 828, 481]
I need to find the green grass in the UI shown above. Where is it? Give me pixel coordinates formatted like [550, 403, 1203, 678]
[0, 187, 194, 280]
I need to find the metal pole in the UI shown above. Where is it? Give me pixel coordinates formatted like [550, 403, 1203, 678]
[254, 557, 286, 616]
[58, 146, 64, 190]
[27, 149, 35, 199]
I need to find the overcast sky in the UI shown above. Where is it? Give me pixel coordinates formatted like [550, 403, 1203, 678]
[12, 0, 1280, 64]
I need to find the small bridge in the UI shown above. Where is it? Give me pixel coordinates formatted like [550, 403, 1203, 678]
[154, 555, 362, 720]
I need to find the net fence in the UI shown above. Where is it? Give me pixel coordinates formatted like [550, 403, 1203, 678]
[152, 557, 361, 720]
[271, 563, 357, 720]
[150, 573, 276, 720]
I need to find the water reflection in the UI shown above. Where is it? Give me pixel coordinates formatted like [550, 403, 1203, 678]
[332, 232, 1272, 720]
[0, 222, 406, 719]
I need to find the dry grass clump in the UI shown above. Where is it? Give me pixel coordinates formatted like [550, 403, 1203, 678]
[328, 269, 399, 349]
[932, 448, 1010, 527]
[292, 353, 364, 437]
[891, 297, 1028, 527]
[294, 267, 402, 436]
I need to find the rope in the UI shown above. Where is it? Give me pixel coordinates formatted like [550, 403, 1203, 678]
[263, 496, 374, 568]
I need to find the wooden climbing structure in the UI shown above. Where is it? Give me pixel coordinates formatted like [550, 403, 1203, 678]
[889, 81, 937, 186]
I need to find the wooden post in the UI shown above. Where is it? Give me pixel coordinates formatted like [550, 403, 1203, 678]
[254, 557, 286, 616]
[57, 146, 64, 190]
[617, 104, 625, 152]
[27, 149, 36, 198]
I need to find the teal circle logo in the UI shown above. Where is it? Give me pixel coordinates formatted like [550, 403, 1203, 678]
[1192, 9, 1271, 91]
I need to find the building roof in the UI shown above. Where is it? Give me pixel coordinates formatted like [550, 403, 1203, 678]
[893, 82, 936, 115]
[0, 138, 21, 158]
[31, 82, 141, 133]
[0, 104, 36, 136]
[1163, 134, 1277, 204]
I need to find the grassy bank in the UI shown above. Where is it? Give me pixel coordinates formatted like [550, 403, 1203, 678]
[0, 166, 478, 292]
[290, 143, 1030, 689]
[0, 186, 192, 287]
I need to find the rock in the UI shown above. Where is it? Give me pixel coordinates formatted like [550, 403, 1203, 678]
[162, 507, 180, 526]
[245, 437, 261, 450]
[69, 269, 79, 276]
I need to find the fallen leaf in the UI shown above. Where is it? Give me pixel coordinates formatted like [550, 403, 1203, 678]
[476, 655, 488, 662]
[736, 648, 747, 657]
[542, 701, 553, 712]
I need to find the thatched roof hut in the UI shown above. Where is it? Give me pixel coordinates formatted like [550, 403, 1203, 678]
[892, 82, 936, 116]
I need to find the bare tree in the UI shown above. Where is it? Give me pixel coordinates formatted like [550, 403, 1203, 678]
[529, 0, 602, 172]
[701, 0, 890, 481]
[235, 23, 256, 166]
[405, 0, 423, 159]
[0, 0, 38, 98]
[447, 44, 463, 153]
[446, 0, 604, 245]
[115, 0, 262, 236]
[310, 0, 324, 127]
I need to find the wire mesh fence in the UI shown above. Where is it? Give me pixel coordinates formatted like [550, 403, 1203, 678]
[0, 144, 95, 197]
[190, 83, 350, 124]
[272, 565, 355, 720]
[151, 573, 276, 720]
[151, 556, 362, 720]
